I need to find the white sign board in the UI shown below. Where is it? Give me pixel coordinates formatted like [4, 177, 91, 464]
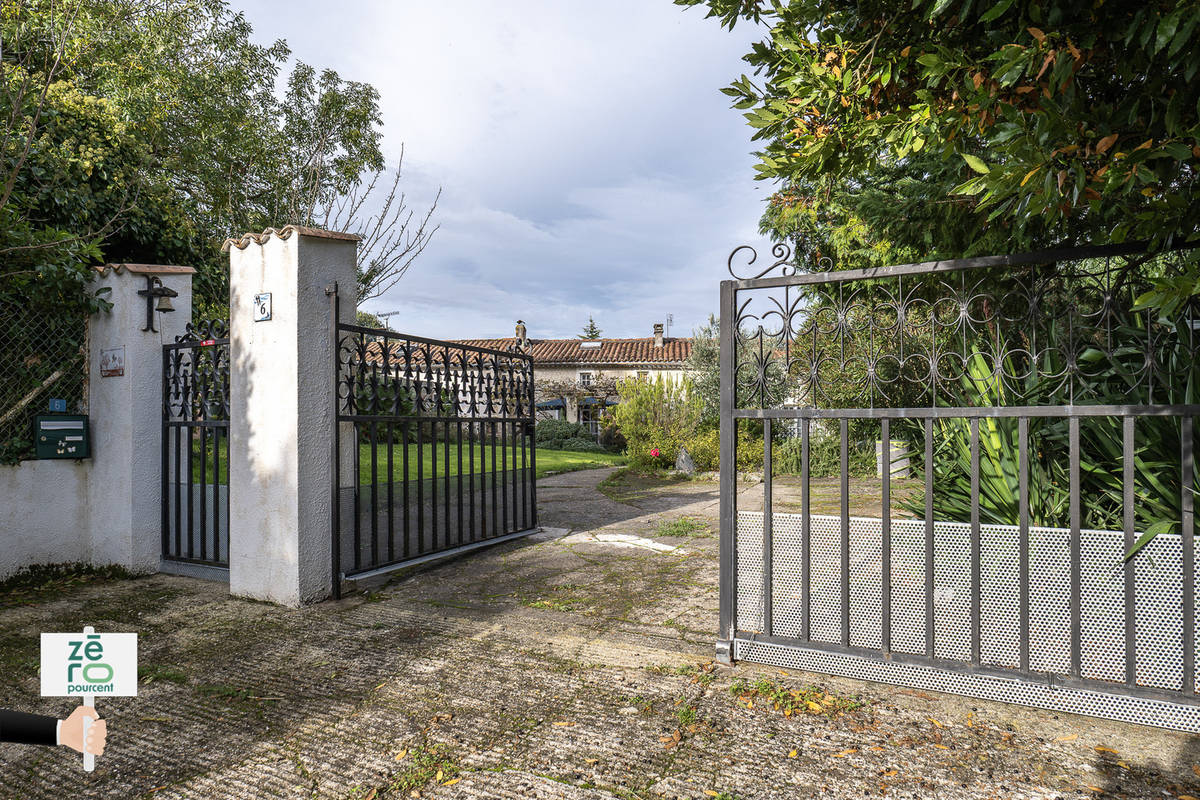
[253, 292, 272, 322]
[40, 631, 138, 697]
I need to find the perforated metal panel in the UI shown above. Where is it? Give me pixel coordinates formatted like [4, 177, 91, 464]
[733, 639, 1200, 733]
[734, 511, 1200, 729]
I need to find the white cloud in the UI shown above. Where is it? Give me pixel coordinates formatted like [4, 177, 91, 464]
[233, 0, 770, 339]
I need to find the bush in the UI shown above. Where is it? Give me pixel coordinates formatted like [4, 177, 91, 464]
[560, 437, 606, 453]
[774, 434, 876, 478]
[536, 419, 590, 445]
[683, 426, 765, 472]
[598, 424, 626, 454]
[609, 375, 702, 468]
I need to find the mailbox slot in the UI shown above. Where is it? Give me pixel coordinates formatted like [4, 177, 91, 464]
[35, 415, 91, 459]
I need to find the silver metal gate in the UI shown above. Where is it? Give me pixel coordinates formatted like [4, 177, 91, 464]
[717, 241, 1200, 731]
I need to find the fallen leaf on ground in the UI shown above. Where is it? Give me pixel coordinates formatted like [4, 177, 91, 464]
[443, 779, 460, 787]
[585, 758, 598, 764]
[1054, 734, 1077, 742]
[832, 749, 856, 757]
[553, 721, 574, 727]
[927, 718, 943, 728]
[882, 770, 898, 777]
[806, 701, 823, 713]
[435, 770, 443, 782]
[933, 744, 950, 750]
[1193, 764, 1200, 778]
[1094, 746, 1119, 755]
[704, 792, 720, 798]
[789, 750, 798, 758]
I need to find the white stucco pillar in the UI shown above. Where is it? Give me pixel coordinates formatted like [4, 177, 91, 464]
[226, 226, 358, 606]
[86, 264, 195, 572]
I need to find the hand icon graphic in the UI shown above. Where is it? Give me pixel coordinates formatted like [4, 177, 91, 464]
[60, 705, 105, 756]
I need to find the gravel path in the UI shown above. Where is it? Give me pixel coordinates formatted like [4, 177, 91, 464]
[0, 468, 1197, 799]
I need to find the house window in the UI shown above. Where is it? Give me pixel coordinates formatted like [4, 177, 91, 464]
[579, 403, 603, 439]
[578, 371, 594, 387]
[636, 370, 649, 380]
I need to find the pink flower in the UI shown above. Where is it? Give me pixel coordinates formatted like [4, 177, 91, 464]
[650, 448, 661, 458]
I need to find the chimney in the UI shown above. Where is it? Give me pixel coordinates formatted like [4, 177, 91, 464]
[515, 319, 528, 350]
[653, 322, 664, 348]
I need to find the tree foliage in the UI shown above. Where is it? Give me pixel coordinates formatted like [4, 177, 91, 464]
[2, 0, 435, 310]
[680, 0, 1200, 277]
[579, 316, 603, 339]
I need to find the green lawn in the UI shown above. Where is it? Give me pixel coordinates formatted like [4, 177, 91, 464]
[184, 442, 625, 484]
[357, 443, 625, 483]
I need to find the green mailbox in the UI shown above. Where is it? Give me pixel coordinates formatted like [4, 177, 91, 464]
[35, 415, 91, 459]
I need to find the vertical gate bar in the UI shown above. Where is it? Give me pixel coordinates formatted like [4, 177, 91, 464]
[1069, 416, 1082, 678]
[529, 356, 538, 528]
[925, 418, 934, 658]
[174, 411, 182, 559]
[403, 419, 411, 560]
[445, 418, 451, 547]
[353, 420, 362, 571]
[417, 414, 424, 556]
[186, 391, 194, 560]
[199, 424, 208, 561]
[469, 420, 476, 543]
[1018, 416, 1030, 674]
[212, 426, 221, 564]
[329, 286, 342, 597]
[840, 418, 850, 646]
[387, 422, 395, 563]
[458, 419, 464, 545]
[762, 418, 773, 637]
[717, 280, 736, 648]
[370, 421, 379, 566]
[491, 420, 498, 539]
[881, 418, 891, 656]
[1183, 415, 1195, 695]
[511, 419, 518, 532]
[801, 417, 810, 642]
[431, 417, 438, 552]
[501, 418, 509, 533]
[1123, 415, 1136, 685]
[161, 348, 169, 561]
[970, 418, 981, 665]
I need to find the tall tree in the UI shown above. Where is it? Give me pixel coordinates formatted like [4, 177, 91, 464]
[680, 0, 1200, 294]
[579, 316, 603, 339]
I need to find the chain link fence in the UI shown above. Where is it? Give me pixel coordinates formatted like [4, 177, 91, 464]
[0, 301, 88, 464]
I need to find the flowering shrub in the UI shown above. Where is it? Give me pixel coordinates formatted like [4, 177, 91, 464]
[609, 375, 701, 469]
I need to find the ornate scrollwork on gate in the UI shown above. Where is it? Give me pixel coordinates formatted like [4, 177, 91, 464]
[730, 245, 1200, 411]
[164, 318, 230, 422]
[335, 328, 535, 420]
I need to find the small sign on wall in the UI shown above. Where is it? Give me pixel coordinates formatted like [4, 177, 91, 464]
[99, 346, 125, 378]
[253, 292, 272, 322]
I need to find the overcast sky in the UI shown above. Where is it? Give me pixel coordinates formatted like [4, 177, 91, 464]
[235, 0, 769, 340]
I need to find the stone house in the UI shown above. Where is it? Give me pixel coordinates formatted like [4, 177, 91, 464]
[454, 322, 692, 436]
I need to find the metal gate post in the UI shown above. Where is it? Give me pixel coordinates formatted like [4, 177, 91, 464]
[717, 279, 736, 664]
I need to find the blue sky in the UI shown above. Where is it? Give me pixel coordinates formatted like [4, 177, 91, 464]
[235, 0, 769, 340]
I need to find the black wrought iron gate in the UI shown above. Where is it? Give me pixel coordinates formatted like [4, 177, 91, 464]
[162, 320, 230, 570]
[718, 241, 1200, 731]
[331, 309, 537, 594]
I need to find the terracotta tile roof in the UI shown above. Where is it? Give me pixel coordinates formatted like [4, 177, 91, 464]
[449, 337, 691, 365]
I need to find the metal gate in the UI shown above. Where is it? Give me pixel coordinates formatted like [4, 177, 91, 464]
[162, 319, 230, 571]
[331, 307, 537, 593]
[718, 241, 1200, 731]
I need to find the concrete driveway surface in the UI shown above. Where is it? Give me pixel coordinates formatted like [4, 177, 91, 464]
[0, 468, 1197, 799]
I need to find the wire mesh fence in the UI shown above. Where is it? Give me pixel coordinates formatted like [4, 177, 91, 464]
[0, 301, 87, 463]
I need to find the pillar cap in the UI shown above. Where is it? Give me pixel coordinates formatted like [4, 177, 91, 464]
[94, 263, 197, 277]
[222, 225, 360, 253]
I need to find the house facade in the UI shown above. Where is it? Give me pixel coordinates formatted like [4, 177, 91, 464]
[454, 322, 692, 436]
